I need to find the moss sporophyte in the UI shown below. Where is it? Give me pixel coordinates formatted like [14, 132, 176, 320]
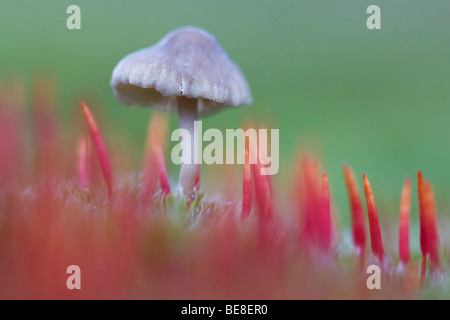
[0, 26, 446, 299]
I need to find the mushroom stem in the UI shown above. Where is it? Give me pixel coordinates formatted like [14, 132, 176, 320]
[177, 96, 198, 200]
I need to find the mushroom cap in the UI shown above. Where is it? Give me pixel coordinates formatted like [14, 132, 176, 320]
[110, 26, 252, 115]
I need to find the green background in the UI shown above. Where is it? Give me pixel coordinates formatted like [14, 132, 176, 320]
[1, 1, 450, 234]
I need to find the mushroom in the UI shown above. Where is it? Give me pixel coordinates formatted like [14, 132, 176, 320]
[110, 26, 252, 199]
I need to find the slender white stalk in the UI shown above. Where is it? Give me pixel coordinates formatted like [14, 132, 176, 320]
[177, 97, 198, 199]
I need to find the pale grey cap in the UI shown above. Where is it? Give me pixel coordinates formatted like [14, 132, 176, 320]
[110, 26, 252, 115]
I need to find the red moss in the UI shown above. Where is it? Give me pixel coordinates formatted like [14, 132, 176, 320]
[300, 158, 317, 244]
[298, 158, 331, 251]
[418, 171, 428, 257]
[321, 171, 331, 250]
[424, 182, 440, 267]
[398, 178, 411, 265]
[0, 80, 447, 299]
[151, 127, 171, 197]
[250, 143, 273, 224]
[143, 112, 171, 199]
[417, 171, 440, 271]
[343, 165, 366, 254]
[80, 101, 113, 199]
[362, 173, 385, 265]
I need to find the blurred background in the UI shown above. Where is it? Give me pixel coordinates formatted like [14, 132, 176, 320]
[1, 0, 450, 235]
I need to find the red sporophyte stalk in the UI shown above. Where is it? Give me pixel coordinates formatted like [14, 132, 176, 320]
[424, 182, 439, 267]
[300, 158, 316, 244]
[321, 171, 331, 250]
[151, 126, 171, 197]
[76, 135, 89, 189]
[80, 101, 113, 200]
[417, 171, 440, 278]
[143, 112, 171, 200]
[362, 173, 385, 265]
[417, 171, 428, 288]
[343, 165, 366, 257]
[398, 178, 411, 266]
[417, 171, 427, 258]
[242, 146, 252, 220]
[250, 142, 274, 224]
[298, 158, 331, 251]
